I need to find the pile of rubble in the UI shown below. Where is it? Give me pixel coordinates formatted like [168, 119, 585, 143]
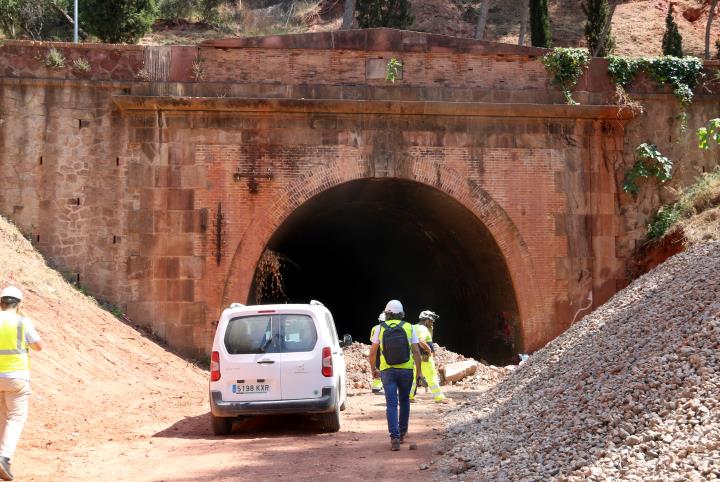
[436, 242, 720, 480]
[343, 341, 507, 393]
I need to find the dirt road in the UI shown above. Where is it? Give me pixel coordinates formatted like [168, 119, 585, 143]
[17, 386, 468, 481]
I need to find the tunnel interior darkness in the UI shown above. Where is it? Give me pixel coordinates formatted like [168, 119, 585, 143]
[249, 179, 520, 364]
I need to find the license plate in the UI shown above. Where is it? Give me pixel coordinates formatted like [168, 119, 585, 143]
[232, 383, 270, 394]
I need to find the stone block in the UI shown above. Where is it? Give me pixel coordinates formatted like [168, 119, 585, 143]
[179, 257, 204, 279]
[180, 302, 206, 326]
[154, 257, 180, 279]
[165, 234, 194, 256]
[167, 189, 194, 210]
[127, 209, 154, 234]
[126, 255, 152, 280]
[167, 279, 194, 301]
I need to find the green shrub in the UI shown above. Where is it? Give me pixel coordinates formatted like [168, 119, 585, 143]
[80, 0, 158, 43]
[356, 0, 414, 29]
[45, 48, 65, 68]
[72, 57, 91, 72]
[661, 4, 683, 57]
[158, 0, 195, 22]
[530, 0, 552, 48]
[541, 48, 590, 104]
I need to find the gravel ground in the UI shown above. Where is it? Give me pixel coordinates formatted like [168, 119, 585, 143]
[435, 242, 720, 481]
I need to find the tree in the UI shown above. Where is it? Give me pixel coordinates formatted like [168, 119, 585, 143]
[342, 0, 355, 29]
[80, 0, 158, 44]
[582, 0, 615, 57]
[529, 0, 551, 48]
[0, 0, 75, 40]
[518, 0, 528, 45]
[356, 0, 413, 29]
[475, 0, 490, 40]
[706, 0, 718, 60]
[662, 3, 683, 57]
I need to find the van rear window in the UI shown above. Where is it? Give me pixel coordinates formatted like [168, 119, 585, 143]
[225, 314, 317, 354]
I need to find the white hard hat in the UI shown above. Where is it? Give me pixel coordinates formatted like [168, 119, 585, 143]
[419, 310, 439, 322]
[0, 286, 23, 301]
[378, 312, 386, 322]
[384, 299, 403, 314]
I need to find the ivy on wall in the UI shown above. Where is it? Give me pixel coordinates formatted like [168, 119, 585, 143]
[623, 142, 673, 196]
[606, 55, 703, 106]
[541, 48, 590, 104]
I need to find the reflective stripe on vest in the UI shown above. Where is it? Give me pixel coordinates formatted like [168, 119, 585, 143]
[0, 313, 28, 373]
[378, 320, 414, 371]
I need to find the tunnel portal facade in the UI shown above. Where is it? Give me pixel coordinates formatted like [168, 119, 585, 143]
[0, 30, 645, 359]
[127, 99, 626, 361]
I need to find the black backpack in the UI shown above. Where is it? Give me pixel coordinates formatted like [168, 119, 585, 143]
[381, 321, 411, 365]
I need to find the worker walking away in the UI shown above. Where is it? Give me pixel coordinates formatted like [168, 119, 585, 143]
[410, 310, 447, 403]
[368, 300, 423, 451]
[369, 313, 385, 394]
[0, 287, 43, 481]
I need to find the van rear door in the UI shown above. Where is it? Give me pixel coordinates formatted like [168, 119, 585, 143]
[278, 313, 323, 401]
[219, 314, 282, 402]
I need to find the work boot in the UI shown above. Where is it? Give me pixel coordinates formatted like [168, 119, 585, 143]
[390, 439, 401, 451]
[400, 432, 407, 443]
[0, 456, 13, 481]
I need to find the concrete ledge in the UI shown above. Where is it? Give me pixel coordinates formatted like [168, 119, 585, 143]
[112, 95, 636, 119]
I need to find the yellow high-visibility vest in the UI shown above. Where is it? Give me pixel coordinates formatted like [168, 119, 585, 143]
[0, 312, 28, 373]
[378, 320, 414, 371]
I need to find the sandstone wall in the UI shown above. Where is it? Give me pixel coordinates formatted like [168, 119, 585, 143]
[0, 30, 717, 356]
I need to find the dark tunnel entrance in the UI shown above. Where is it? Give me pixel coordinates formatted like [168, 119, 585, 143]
[250, 179, 520, 364]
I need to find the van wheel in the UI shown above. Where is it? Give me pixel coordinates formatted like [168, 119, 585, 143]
[319, 394, 341, 432]
[211, 414, 233, 436]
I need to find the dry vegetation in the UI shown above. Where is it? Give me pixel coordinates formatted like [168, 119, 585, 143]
[140, 0, 720, 59]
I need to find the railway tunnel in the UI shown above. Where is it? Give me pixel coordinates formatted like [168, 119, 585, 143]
[250, 178, 520, 364]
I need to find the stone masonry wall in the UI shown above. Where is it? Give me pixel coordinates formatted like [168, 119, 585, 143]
[1, 30, 717, 356]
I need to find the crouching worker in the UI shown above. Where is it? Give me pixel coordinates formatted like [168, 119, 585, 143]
[410, 310, 447, 403]
[369, 313, 385, 394]
[368, 300, 423, 451]
[0, 287, 43, 481]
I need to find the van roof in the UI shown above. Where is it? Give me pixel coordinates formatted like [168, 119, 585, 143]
[221, 303, 329, 318]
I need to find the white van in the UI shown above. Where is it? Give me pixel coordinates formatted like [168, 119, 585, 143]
[209, 300, 352, 435]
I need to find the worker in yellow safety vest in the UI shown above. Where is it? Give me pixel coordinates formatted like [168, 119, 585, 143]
[369, 313, 385, 394]
[368, 300, 423, 451]
[0, 286, 43, 481]
[410, 310, 447, 403]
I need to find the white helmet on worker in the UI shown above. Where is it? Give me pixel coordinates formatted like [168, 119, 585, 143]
[377, 312, 386, 322]
[384, 299, 404, 319]
[0, 286, 22, 302]
[419, 310, 439, 322]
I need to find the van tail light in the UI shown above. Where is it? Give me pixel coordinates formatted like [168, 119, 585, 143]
[321, 347, 333, 377]
[210, 351, 221, 381]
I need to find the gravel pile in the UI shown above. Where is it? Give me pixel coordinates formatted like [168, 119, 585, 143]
[436, 242, 720, 481]
[343, 341, 505, 393]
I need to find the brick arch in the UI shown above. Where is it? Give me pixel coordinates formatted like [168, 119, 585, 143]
[222, 159, 547, 352]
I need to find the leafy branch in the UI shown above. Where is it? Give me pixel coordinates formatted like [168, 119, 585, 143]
[385, 57, 403, 83]
[623, 143, 673, 196]
[697, 118, 720, 150]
